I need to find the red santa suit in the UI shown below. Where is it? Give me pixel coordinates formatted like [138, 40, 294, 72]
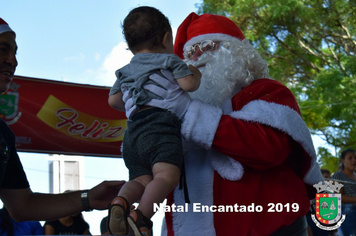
[162, 13, 323, 236]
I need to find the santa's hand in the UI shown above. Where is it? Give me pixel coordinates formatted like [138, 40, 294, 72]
[144, 69, 192, 119]
[122, 85, 138, 119]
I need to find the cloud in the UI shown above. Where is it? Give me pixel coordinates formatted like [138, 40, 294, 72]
[93, 42, 133, 86]
[95, 53, 101, 61]
[64, 52, 85, 61]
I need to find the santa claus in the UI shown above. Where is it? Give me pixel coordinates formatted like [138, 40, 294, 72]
[143, 13, 324, 236]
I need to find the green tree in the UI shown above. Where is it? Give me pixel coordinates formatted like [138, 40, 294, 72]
[317, 147, 339, 173]
[196, 0, 356, 164]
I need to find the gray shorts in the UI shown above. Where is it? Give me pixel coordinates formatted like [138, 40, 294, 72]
[122, 108, 183, 180]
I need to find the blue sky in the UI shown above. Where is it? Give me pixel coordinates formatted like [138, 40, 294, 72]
[1, 1, 201, 234]
[1, 0, 202, 86]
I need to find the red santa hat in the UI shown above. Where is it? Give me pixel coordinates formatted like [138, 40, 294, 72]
[174, 12, 245, 59]
[0, 18, 15, 36]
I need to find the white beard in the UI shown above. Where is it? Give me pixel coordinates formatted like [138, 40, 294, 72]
[185, 40, 268, 108]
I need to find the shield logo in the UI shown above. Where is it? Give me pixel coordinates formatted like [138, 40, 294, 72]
[0, 91, 21, 124]
[315, 193, 342, 225]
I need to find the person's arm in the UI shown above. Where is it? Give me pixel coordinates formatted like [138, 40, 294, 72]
[212, 116, 292, 169]
[176, 65, 201, 92]
[108, 91, 125, 111]
[44, 224, 55, 235]
[179, 79, 306, 169]
[0, 180, 125, 222]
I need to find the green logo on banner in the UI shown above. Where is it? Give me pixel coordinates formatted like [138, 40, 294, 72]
[0, 91, 21, 125]
[0, 94, 16, 116]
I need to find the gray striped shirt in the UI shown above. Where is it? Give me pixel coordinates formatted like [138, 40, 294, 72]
[332, 171, 356, 197]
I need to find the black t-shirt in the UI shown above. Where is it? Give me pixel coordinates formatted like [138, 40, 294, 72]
[45, 217, 90, 235]
[100, 216, 108, 234]
[0, 119, 29, 189]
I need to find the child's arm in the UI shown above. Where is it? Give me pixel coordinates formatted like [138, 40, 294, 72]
[176, 65, 201, 92]
[108, 91, 125, 111]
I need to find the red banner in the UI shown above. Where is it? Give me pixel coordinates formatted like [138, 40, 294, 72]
[0, 76, 126, 157]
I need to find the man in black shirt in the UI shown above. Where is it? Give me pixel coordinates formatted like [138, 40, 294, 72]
[0, 18, 124, 222]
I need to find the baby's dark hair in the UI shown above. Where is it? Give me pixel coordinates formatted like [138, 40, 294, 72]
[122, 6, 172, 53]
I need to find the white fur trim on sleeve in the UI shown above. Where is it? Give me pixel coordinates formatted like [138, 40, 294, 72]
[182, 99, 244, 180]
[229, 100, 323, 184]
[181, 99, 223, 149]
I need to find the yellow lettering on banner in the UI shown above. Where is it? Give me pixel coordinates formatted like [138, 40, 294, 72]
[37, 95, 126, 142]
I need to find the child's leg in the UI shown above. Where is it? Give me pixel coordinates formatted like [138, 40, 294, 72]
[114, 175, 153, 206]
[136, 162, 180, 219]
[108, 175, 152, 235]
[127, 162, 180, 235]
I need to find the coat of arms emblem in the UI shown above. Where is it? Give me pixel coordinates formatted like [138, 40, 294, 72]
[0, 82, 22, 125]
[311, 180, 346, 230]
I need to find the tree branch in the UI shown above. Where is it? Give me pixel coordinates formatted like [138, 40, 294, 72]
[271, 31, 320, 72]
